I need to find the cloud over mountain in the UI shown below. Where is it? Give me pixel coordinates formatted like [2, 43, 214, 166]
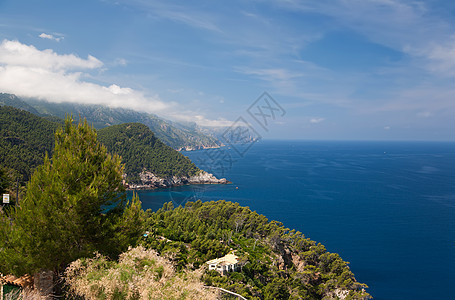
[0, 40, 168, 112]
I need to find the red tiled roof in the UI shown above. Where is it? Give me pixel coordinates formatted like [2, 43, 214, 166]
[0, 274, 33, 288]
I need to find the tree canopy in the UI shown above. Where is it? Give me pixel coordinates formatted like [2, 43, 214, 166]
[0, 106, 201, 186]
[97, 123, 200, 182]
[0, 166, 9, 195]
[141, 200, 371, 299]
[0, 117, 144, 276]
[0, 106, 59, 181]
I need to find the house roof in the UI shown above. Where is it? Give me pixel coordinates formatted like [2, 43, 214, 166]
[0, 274, 33, 288]
[206, 253, 238, 266]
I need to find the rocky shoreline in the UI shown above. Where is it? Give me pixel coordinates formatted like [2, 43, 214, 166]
[176, 144, 223, 152]
[125, 170, 230, 190]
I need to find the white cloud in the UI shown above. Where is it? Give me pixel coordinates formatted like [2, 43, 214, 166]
[165, 112, 232, 127]
[105, 84, 133, 95]
[39, 33, 63, 42]
[310, 117, 324, 124]
[193, 115, 233, 127]
[0, 40, 102, 71]
[0, 39, 232, 127]
[0, 39, 168, 112]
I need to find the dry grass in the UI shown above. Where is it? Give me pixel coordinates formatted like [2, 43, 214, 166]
[4, 288, 48, 300]
[65, 246, 219, 300]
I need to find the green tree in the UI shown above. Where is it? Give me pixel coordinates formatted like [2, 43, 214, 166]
[97, 123, 200, 182]
[0, 166, 9, 195]
[114, 192, 146, 251]
[0, 117, 143, 277]
[0, 105, 59, 181]
[264, 278, 290, 300]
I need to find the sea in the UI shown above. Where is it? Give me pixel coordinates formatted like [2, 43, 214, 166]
[131, 140, 455, 300]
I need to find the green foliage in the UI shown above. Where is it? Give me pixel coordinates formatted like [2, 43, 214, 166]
[0, 117, 144, 276]
[114, 192, 147, 251]
[0, 105, 200, 186]
[0, 105, 60, 181]
[142, 200, 371, 300]
[264, 278, 290, 300]
[0, 166, 10, 195]
[97, 123, 200, 182]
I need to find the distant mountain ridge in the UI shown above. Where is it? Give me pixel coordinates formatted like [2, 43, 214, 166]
[0, 93, 39, 114]
[0, 93, 223, 151]
[0, 105, 226, 187]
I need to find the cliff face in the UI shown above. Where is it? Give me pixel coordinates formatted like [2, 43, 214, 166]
[126, 170, 229, 189]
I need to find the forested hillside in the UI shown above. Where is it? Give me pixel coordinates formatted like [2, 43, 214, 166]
[0, 106, 201, 185]
[0, 93, 39, 114]
[142, 200, 371, 299]
[0, 106, 370, 299]
[0, 106, 59, 180]
[97, 123, 200, 182]
[63, 199, 371, 299]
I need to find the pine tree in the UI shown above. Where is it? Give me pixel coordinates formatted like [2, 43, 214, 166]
[0, 166, 9, 195]
[0, 117, 143, 277]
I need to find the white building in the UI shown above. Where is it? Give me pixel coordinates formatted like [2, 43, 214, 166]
[206, 253, 239, 275]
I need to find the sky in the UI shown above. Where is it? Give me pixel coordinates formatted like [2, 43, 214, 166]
[1, 0, 455, 140]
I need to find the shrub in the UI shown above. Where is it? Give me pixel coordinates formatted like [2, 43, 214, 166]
[65, 246, 219, 300]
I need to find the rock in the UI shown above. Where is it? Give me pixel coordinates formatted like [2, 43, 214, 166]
[188, 171, 228, 184]
[126, 171, 230, 190]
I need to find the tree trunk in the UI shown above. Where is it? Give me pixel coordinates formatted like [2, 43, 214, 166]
[34, 270, 54, 299]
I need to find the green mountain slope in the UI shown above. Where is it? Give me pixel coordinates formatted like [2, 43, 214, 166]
[0, 106, 59, 180]
[143, 200, 371, 299]
[0, 93, 39, 114]
[20, 97, 222, 150]
[0, 106, 203, 186]
[97, 123, 200, 182]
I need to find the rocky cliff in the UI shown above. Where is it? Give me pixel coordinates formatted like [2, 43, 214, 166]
[126, 170, 230, 190]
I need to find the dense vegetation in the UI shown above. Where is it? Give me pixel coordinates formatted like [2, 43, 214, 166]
[0, 97, 371, 299]
[0, 105, 201, 185]
[0, 105, 59, 181]
[0, 117, 144, 276]
[97, 123, 200, 182]
[142, 200, 371, 299]
[0, 166, 9, 195]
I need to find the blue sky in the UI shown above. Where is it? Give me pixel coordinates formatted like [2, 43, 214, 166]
[1, 0, 455, 140]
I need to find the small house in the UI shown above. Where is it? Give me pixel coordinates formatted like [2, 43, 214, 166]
[206, 253, 239, 275]
[0, 274, 33, 299]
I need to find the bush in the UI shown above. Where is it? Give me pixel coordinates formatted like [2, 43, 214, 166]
[65, 246, 219, 300]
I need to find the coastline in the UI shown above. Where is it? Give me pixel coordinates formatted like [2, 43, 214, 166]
[176, 144, 224, 152]
[125, 170, 231, 190]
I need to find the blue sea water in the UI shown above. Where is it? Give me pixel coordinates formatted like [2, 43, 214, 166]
[133, 140, 455, 299]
